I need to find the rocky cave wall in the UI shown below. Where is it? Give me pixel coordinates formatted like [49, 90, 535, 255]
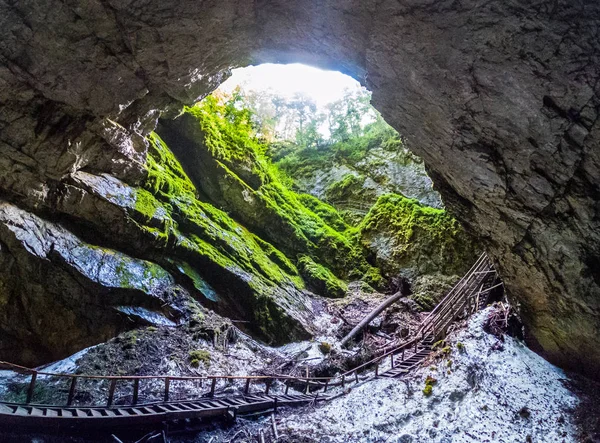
[0, 0, 598, 377]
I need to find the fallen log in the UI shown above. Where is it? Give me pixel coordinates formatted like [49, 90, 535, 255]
[340, 292, 404, 347]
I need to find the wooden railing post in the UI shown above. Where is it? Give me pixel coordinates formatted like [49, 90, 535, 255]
[284, 381, 290, 395]
[164, 377, 170, 403]
[26, 371, 37, 404]
[67, 377, 77, 406]
[107, 379, 117, 407]
[244, 378, 251, 395]
[323, 380, 329, 392]
[341, 375, 345, 388]
[209, 377, 216, 397]
[132, 379, 140, 405]
[266, 380, 272, 395]
[390, 354, 394, 369]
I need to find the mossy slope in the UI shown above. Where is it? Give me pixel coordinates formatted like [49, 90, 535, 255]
[156, 97, 379, 292]
[359, 194, 479, 277]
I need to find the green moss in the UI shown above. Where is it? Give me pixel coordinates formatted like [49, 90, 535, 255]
[324, 174, 365, 202]
[319, 342, 332, 354]
[180, 99, 373, 281]
[189, 349, 211, 368]
[297, 255, 347, 298]
[423, 375, 437, 396]
[361, 267, 385, 291]
[456, 342, 465, 351]
[359, 193, 479, 275]
[296, 193, 348, 232]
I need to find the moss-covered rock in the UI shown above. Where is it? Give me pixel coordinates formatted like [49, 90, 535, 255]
[359, 194, 479, 277]
[410, 273, 460, 311]
[297, 255, 348, 298]
[157, 98, 373, 282]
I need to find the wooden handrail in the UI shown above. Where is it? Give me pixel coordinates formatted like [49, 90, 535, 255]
[0, 253, 499, 408]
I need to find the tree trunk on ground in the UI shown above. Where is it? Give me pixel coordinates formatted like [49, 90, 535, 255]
[340, 292, 403, 347]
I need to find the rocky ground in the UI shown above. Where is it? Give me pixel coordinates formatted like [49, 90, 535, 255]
[0, 282, 421, 408]
[2, 305, 599, 442]
[168, 307, 600, 443]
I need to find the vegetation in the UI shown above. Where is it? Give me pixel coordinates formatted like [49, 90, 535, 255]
[319, 342, 332, 354]
[359, 194, 479, 276]
[423, 375, 437, 396]
[181, 95, 373, 280]
[121, 81, 478, 346]
[189, 349, 211, 368]
[297, 255, 347, 298]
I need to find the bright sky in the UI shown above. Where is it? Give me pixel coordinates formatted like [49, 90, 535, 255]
[218, 63, 365, 108]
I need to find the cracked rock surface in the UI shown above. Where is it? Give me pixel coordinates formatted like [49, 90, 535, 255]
[0, 0, 599, 376]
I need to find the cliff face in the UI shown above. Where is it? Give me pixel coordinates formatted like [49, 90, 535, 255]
[0, 0, 599, 377]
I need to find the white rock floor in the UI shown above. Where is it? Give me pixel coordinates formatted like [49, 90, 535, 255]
[190, 307, 581, 443]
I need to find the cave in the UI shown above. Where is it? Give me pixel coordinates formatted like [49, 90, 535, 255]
[0, 0, 599, 388]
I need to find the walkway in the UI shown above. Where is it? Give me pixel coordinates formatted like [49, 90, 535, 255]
[0, 254, 499, 430]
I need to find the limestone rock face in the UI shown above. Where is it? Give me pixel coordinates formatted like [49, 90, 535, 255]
[0, 0, 599, 376]
[0, 202, 185, 366]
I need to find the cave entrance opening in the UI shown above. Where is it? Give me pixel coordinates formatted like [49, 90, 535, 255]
[153, 61, 481, 318]
[203, 62, 443, 221]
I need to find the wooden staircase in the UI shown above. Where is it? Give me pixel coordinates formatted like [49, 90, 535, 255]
[0, 253, 500, 430]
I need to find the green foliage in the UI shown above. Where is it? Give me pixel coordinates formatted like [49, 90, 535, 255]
[189, 349, 211, 368]
[422, 384, 433, 396]
[423, 375, 437, 396]
[187, 92, 266, 161]
[297, 255, 348, 298]
[184, 97, 371, 280]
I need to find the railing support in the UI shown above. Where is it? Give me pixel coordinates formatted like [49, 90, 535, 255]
[164, 377, 170, 403]
[244, 378, 251, 395]
[26, 371, 37, 404]
[67, 377, 77, 406]
[132, 379, 139, 405]
[107, 379, 117, 407]
[341, 375, 345, 388]
[209, 377, 216, 397]
[266, 380, 272, 395]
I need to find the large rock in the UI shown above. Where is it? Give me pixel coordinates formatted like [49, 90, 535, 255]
[0, 201, 185, 366]
[0, 0, 598, 377]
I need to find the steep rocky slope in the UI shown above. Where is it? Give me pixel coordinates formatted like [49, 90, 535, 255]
[275, 124, 443, 212]
[0, 0, 599, 377]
